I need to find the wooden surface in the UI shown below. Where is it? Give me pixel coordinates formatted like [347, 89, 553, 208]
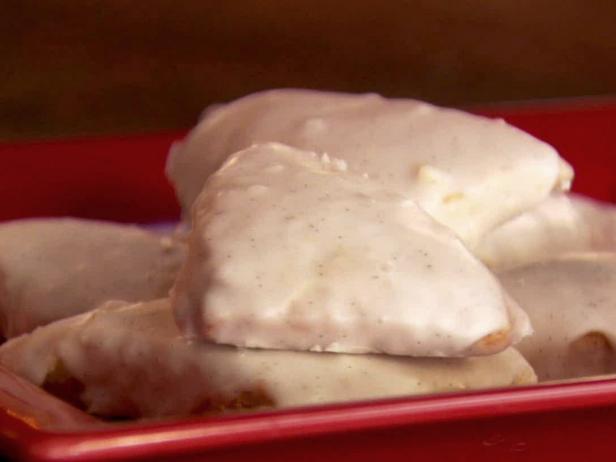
[2, 0, 616, 140]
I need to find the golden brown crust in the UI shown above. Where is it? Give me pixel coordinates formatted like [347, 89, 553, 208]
[192, 388, 275, 415]
[567, 331, 616, 378]
[42, 361, 86, 412]
[466, 328, 512, 356]
[42, 359, 275, 419]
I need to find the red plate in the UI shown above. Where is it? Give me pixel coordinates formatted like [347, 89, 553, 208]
[0, 99, 615, 461]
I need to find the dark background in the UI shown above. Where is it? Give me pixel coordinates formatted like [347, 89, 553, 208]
[2, 0, 616, 140]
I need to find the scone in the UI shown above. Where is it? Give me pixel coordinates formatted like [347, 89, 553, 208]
[478, 193, 616, 270]
[0, 299, 537, 419]
[172, 143, 531, 357]
[499, 253, 616, 381]
[0, 218, 186, 337]
[167, 89, 572, 247]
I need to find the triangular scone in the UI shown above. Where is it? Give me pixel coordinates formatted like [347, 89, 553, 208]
[172, 143, 531, 357]
[500, 253, 616, 381]
[477, 194, 616, 271]
[167, 89, 572, 247]
[0, 218, 186, 338]
[0, 299, 537, 419]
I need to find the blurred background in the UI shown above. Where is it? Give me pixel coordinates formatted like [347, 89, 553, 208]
[2, 0, 616, 140]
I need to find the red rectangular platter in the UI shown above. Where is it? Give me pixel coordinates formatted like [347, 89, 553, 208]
[0, 98, 615, 462]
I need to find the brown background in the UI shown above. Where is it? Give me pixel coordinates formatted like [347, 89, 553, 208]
[2, 0, 616, 140]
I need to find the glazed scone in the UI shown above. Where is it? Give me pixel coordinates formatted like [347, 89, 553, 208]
[499, 253, 616, 381]
[0, 218, 186, 338]
[172, 143, 531, 357]
[0, 299, 537, 419]
[167, 89, 573, 247]
[477, 194, 616, 271]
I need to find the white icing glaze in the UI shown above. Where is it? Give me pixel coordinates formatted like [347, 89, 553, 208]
[0, 218, 186, 337]
[171, 143, 531, 357]
[477, 193, 616, 270]
[499, 253, 616, 381]
[167, 89, 572, 247]
[0, 299, 536, 418]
